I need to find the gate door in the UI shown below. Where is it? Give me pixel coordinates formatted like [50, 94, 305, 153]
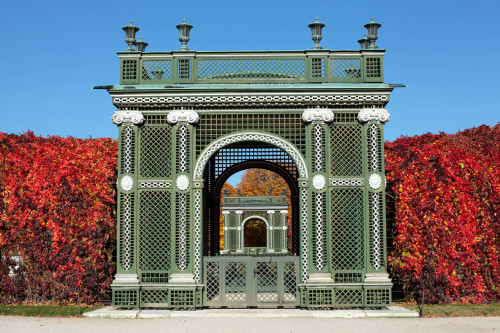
[203, 256, 299, 307]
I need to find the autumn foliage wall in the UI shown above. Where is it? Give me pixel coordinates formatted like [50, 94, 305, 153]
[0, 125, 499, 304]
[385, 124, 500, 303]
[0, 132, 117, 304]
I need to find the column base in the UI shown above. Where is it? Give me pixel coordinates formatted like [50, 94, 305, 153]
[111, 273, 140, 287]
[306, 273, 334, 284]
[364, 272, 392, 286]
[168, 273, 195, 285]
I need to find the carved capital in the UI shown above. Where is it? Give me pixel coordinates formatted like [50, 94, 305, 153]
[167, 109, 199, 125]
[222, 210, 230, 215]
[235, 211, 243, 215]
[111, 110, 144, 126]
[302, 108, 334, 123]
[267, 210, 275, 214]
[357, 108, 390, 124]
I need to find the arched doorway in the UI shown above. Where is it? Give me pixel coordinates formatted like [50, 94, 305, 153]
[244, 218, 268, 248]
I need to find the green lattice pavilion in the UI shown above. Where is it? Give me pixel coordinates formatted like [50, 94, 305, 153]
[98, 18, 403, 309]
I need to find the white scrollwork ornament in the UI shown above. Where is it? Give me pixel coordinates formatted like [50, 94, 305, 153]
[120, 175, 134, 191]
[369, 173, 382, 190]
[176, 175, 190, 191]
[312, 174, 326, 190]
[111, 110, 145, 126]
[167, 109, 200, 125]
[357, 108, 390, 124]
[302, 108, 335, 123]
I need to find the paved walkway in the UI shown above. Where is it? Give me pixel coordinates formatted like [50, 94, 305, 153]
[0, 315, 499, 333]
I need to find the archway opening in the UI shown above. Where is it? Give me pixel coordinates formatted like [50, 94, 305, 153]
[244, 218, 267, 248]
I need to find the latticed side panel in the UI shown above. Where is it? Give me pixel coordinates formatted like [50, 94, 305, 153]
[141, 273, 169, 283]
[334, 272, 363, 283]
[142, 60, 173, 80]
[307, 288, 333, 307]
[369, 191, 384, 270]
[120, 126, 135, 175]
[144, 115, 169, 125]
[122, 60, 137, 81]
[312, 193, 327, 271]
[175, 193, 190, 270]
[367, 124, 383, 172]
[139, 190, 171, 276]
[178, 59, 192, 79]
[330, 124, 363, 177]
[176, 125, 190, 173]
[169, 289, 196, 309]
[331, 188, 364, 271]
[139, 126, 172, 178]
[205, 261, 221, 304]
[310, 58, 325, 78]
[197, 58, 306, 79]
[113, 289, 138, 308]
[141, 289, 169, 307]
[283, 261, 298, 303]
[256, 261, 278, 303]
[332, 112, 358, 124]
[196, 113, 306, 157]
[366, 58, 382, 78]
[334, 288, 363, 306]
[119, 193, 135, 271]
[330, 58, 361, 79]
[365, 289, 391, 307]
[224, 261, 247, 302]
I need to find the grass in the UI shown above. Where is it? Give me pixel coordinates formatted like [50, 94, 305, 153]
[0, 304, 101, 317]
[402, 303, 500, 317]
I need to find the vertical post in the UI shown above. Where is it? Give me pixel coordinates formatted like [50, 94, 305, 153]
[222, 210, 230, 253]
[280, 210, 288, 253]
[235, 211, 243, 253]
[267, 211, 275, 253]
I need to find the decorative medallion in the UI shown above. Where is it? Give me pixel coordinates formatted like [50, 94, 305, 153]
[120, 175, 134, 191]
[302, 108, 334, 123]
[357, 108, 390, 123]
[312, 174, 326, 190]
[176, 174, 190, 191]
[369, 173, 382, 190]
[111, 110, 145, 126]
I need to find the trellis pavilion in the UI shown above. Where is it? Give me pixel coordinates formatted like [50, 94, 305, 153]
[96, 17, 402, 309]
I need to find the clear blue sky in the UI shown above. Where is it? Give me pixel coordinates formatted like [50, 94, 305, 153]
[1, 0, 499, 143]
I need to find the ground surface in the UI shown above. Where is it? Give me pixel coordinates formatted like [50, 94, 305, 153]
[1, 316, 499, 333]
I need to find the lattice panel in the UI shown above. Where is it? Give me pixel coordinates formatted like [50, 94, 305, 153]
[141, 289, 169, 306]
[256, 262, 278, 302]
[176, 126, 190, 173]
[369, 191, 384, 270]
[142, 60, 173, 80]
[332, 112, 358, 124]
[169, 289, 196, 309]
[283, 261, 298, 302]
[122, 60, 137, 80]
[119, 193, 135, 271]
[312, 193, 327, 271]
[330, 124, 363, 177]
[367, 124, 383, 172]
[225, 262, 247, 302]
[205, 261, 220, 302]
[334, 272, 362, 283]
[311, 58, 325, 78]
[366, 289, 391, 306]
[144, 115, 169, 125]
[331, 188, 364, 271]
[120, 126, 135, 175]
[113, 289, 138, 308]
[196, 113, 306, 157]
[139, 126, 172, 178]
[330, 58, 361, 78]
[141, 272, 169, 283]
[139, 190, 171, 272]
[366, 58, 381, 78]
[335, 289, 363, 306]
[178, 59, 192, 79]
[307, 288, 333, 307]
[175, 193, 190, 270]
[197, 58, 306, 79]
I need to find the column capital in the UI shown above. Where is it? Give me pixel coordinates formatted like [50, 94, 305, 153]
[357, 108, 390, 124]
[235, 210, 243, 215]
[111, 110, 145, 126]
[302, 107, 334, 123]
[222, 210, 230, 215]
[167, 109, 199, 125]
[267, 210, 276, 214]
[280, 210, 288, 214]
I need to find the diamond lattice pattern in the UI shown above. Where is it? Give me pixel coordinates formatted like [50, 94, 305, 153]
[225, 262, 247, 302]
[256, 262, 278, 302]
[139, 190, 171, 272]
[330, 58, 361, 78]
[140, 126, 172, 178]
[335, 289, 363, 305]
[142, 60, 173, 80]
[197, 59, 306, 79]
[330, 124, 363, 176]
[331, 188, 364, 271]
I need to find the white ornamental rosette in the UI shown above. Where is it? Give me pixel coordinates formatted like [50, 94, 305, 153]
[312, 174, 326, 190]
[176, 174, 190, 191]
[368, 173, 382, 190]
[120, 175, 134, 191]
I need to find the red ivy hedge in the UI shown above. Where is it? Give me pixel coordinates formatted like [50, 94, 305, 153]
[0, 125, 498, 304]
[0, 131, 117, 304]
[386, 124, 500, 303]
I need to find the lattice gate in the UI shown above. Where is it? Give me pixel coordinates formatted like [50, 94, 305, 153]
[204, 256, 299, 307]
